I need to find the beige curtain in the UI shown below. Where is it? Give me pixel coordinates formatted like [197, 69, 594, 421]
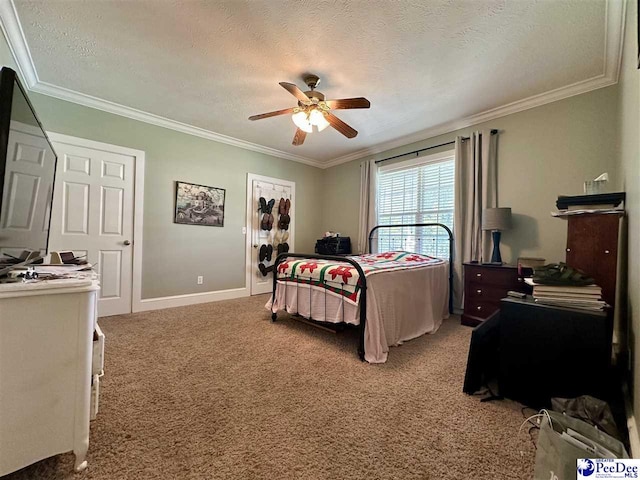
[357, 159, 378, 253]
[453, 130, 498, 310]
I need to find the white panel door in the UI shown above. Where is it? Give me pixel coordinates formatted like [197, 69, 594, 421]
[247, 175, 295, 295]
[49, 141, 134, 317]
[0, 122, 56, 257]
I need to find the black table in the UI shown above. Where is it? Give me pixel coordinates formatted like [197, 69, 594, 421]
[498, 296, 613, 408]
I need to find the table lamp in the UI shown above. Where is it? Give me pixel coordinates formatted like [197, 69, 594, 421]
[482, 207, 512, 264]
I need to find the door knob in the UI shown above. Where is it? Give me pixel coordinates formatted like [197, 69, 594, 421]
[253, 244, 258, 248]
[123, 240, 131, 246]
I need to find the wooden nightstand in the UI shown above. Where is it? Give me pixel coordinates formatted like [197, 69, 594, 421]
[461, 262, 529, 327]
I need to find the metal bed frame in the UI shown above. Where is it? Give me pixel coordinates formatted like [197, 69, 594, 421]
[271, 223, 454, 361]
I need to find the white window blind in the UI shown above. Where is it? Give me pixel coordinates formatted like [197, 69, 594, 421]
[376, 152, 454, 258]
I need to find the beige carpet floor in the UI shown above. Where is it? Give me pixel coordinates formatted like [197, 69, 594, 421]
[4, 294, 535, 480]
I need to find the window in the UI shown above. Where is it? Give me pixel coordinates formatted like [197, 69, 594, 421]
[376, 151, 454, 258]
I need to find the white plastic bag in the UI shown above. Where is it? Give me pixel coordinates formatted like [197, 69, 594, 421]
[533, 410, 628, 480]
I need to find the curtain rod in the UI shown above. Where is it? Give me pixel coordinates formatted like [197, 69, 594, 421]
[374, 129, 499, 165]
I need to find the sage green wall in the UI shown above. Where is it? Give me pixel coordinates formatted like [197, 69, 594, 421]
[0, 26, 623, 302]
[41, 99, 324, 299]
[322, 85, 620, 264]
[616, 0, 640, 426]
[0, 36, 323, 299]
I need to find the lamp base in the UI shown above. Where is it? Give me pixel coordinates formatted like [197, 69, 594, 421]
[490, 230, 503, 264]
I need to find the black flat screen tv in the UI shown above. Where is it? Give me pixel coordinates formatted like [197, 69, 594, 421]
[0, 67, 57, 275]
[463, 310, 501, 395]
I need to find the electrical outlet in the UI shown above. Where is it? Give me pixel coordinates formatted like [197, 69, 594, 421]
[197, 276, 203, 285]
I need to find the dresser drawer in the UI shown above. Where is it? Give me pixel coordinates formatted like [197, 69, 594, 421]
[92, 324, 105, 377]
[462, 263, 524, 326]
[90, 373, 100, 421]
[466, 265, 518, 287]
[466, 284, 512, 302]
[464, 299, 500, 320]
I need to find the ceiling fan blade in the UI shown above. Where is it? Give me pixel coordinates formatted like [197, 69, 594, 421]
[326, 113, 358, 138]
[325, 97, 371, 110]
[248, 107, 295, 121]
[292, 128, 307, 146]
[280, 82, 311, 104]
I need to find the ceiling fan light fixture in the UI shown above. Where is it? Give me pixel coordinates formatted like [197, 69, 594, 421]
[250, 75, 369, 145]
[310, 108, 330, 131]
[292, 110, 312, 133]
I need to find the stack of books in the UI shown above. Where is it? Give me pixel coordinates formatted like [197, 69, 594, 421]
[524, 278, 606, 311]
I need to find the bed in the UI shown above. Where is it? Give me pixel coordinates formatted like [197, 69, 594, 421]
[266, 223, 454, 363]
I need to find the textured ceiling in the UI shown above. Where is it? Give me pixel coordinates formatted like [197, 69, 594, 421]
[13, 0, 606, 165]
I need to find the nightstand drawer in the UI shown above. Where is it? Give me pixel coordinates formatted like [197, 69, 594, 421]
[466, 265, 518, 287]
[462, 262, 524, 327]
[465, 299, 500, 319]
[466, 284, 511, 301]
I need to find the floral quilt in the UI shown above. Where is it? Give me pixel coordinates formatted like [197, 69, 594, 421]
[275, 251, 445, 305]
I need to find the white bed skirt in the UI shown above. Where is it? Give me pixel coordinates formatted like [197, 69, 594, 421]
[268, 262, 450, 363]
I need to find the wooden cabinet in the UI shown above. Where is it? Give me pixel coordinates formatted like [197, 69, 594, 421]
[565, 213, 622, 309]
[462, 263, 529, 327]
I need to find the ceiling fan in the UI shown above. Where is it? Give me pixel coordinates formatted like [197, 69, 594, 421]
[248, 74, 370, 146]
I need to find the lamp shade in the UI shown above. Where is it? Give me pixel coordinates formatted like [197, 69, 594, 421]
[482, 207, 512, 231]
[310, 108, 330, 131]
[292, 111, 312, 133]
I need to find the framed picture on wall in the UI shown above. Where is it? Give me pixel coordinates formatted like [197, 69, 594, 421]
[174, 181, 225, 227]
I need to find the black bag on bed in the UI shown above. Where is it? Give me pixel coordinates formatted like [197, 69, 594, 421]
[315, 236, 352, 255]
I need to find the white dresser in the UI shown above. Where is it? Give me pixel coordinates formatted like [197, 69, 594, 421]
[0, 277, 102, 476]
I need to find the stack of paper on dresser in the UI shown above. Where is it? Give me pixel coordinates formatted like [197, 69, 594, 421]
[524, 278, 606, 311]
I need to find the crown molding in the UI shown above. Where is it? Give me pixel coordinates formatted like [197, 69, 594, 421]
[323, 0, 626, 169]
[0, 0, 37, 86]
[0, 0, 625, 171]
[0, 0, 323, 169]
[323, 74, 617, 168]
[603, 0, 626, 84]
[30, 80, 322, 168]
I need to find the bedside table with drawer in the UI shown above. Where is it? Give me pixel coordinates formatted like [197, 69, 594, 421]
[461, 263, 529, 327]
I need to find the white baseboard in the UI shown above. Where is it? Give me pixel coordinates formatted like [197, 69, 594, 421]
[134, 287, 249, 312]
[623, 382, 640, 457]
